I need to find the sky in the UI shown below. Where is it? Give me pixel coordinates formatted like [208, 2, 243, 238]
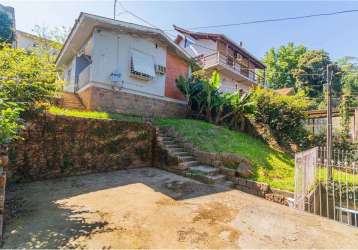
[1, 0, 358, 60]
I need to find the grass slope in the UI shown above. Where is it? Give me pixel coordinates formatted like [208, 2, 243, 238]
[157, 118, 295, 191]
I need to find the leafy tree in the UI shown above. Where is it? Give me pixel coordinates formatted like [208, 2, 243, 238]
[294, 50, 341, 98]
[0, 45, 61, 111]
[0, 45, 61, 144]
[337, 57, 358, 94]
[251, 87, 312, 145]
[263, 43, 307, 89]
[30, 25, 70, 61]
[176, 75, 203, 113]
[0, 11, 13, 43]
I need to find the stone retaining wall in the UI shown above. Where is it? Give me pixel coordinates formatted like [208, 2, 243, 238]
[0, 145, 8, 240]
[7, 114, 155, 183]
[236, 177, 294, 206]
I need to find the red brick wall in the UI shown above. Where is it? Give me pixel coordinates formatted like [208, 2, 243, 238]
[165, 50, 188, 101]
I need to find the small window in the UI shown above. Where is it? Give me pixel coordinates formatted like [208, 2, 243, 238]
[130, 50, 155, 81]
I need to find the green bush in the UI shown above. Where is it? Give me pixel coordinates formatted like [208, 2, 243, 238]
[251, 87, 311, 146]
[0, 45, 61, 144]
[0, 45, 60, 110]
[0, 99, 23, 144]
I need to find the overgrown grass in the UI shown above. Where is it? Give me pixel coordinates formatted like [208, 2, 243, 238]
[49, 106, 143, 123]
[156, 118, 295, 191]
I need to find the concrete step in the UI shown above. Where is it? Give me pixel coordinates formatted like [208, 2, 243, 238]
[158, 136, 173, 141]
[163, 141, 176, 146]
[178, 155, 194, 162]
[62, 92, 85, 110]
[190, 174, 227, 184]
[166, 145, 183, 149]
[180, 161, 199, 168]
[189, 165, 220, 176]
[172, 151, 190, 157]
[168, 147, 186, 152]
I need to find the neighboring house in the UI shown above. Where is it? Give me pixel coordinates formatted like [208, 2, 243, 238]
[174, 26, 266, 93]
[56, 13, 192, 117]
[16, 30, 41, 49]
[304, 109, 358, 141]
[273, 87, 295, 96]
[15, 30, 59, 56]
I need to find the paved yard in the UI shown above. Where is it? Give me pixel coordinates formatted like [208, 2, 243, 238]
[4, 168, 358, 249]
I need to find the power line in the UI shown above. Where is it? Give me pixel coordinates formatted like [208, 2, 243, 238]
[164, 9, 358, 31]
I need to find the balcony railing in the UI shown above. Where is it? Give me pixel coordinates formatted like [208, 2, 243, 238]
[196, 52, 263, 83]
[76, 65, 91, 91]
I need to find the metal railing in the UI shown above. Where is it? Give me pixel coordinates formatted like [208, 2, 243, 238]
[295, 146, 358, 227]
[195, 52, 263, 83]
[77, 65, 91, 91]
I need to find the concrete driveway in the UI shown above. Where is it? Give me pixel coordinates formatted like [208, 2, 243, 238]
[4, 168, 358, 249]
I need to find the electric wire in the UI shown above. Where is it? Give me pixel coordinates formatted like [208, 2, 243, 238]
[163, 9, 358, 31]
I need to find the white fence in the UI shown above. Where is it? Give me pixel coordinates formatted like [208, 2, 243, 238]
[295, 147, 358, 227]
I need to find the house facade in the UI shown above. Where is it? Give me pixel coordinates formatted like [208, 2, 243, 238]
[56, 13, 192, 117]
[304, 109, 358, 142]
[174, 26, 266, 93]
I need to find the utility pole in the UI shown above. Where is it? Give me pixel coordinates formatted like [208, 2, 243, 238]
[114, 0, 118, 20]
[326, 64, 333, 181]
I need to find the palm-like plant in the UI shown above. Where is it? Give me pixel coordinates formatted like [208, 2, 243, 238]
[218, 91, 254, 130]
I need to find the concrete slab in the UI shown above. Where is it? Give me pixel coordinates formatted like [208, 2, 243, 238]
[4, 168, 358, 249]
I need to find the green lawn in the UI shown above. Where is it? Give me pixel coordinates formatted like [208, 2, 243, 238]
[49, 107, 296, 191]
[156, 118, 295, 191]
[49, 106, 143, 123]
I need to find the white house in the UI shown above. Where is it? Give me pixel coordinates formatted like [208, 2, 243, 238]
[56, 13, 192, 117]
[174, 26, 266, 93]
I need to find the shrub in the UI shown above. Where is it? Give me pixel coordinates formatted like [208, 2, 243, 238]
[0, 45, 61, 110]
[0, 99, 23, 144]
[250, 87, 311, 146]
[0, 45, 61, 144]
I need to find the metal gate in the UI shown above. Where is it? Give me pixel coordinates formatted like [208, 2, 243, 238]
[294, 147, 358, 227]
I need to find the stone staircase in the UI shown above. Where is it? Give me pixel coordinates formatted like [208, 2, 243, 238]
[157, 128, 229, 185]
[61, 92, 86, 110]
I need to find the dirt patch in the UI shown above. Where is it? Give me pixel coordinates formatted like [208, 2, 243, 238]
[193, 202, 237, 224]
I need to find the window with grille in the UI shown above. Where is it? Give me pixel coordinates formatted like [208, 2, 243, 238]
[155, 64, 166, 75]
[130, 49, 155, 81]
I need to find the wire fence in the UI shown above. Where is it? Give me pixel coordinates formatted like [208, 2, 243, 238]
[295, 146, 358, 227]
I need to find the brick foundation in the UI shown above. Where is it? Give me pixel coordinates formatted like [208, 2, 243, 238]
[78, 85, 187, 118]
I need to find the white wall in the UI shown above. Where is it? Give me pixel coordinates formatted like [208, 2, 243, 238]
[91, 29, 167, 97]
[16, 33, 37, 49]
[220, 75, 251, 93]
[178, 36, 217, 57]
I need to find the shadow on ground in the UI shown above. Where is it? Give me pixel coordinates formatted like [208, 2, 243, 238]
[4, 167, 230, 248]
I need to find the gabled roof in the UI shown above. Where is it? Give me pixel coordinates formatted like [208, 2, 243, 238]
[16, 30, 58, 44]
[56, 13, 192, 68]
[173, 25, 265, 69]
